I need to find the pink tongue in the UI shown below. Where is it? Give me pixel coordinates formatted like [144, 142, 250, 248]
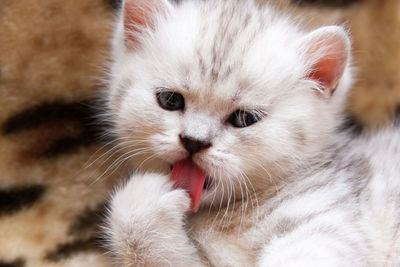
[171, 158, 206, 212]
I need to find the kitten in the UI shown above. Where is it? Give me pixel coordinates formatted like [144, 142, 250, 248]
[104, 0, 400, 266]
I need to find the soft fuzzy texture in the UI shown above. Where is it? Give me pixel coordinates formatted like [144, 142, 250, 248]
[0, 0, 399, 266]
[105, 0, 353, 209]
[105, 0, 400, 266]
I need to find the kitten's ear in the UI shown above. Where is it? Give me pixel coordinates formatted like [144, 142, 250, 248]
[301, 26, 350, 96]
[123, 0, 171, 48]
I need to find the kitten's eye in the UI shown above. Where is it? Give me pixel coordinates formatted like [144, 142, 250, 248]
[230, 110, 261, 128]
[156, 91, 185, 111]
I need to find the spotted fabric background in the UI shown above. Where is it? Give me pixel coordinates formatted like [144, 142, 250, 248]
[0, 0, 399, 266]
[0, 0, 122, 266]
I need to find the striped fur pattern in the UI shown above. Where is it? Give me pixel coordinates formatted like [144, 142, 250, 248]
[106, 0, 400, 266]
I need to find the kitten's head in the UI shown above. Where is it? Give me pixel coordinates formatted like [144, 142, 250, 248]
[106, 0, 352, 206]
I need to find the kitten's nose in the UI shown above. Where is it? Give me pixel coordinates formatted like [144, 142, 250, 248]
[179, 135, 211, 155]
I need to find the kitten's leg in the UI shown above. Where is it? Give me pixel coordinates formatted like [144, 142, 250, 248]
[256, 210, 369, 267]
[106, 173, 205, 267]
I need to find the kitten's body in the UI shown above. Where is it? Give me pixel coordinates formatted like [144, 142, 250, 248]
[188, 128, 400, 266]
[105, 0, 400, 266]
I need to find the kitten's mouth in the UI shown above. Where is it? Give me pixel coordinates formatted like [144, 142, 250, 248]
[169, 164, 213, 189]
[170, 158, 212, 212]
[204, 176, 213, 190]
[170, 164, 213, 190]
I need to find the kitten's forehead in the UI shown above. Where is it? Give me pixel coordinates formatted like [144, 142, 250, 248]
[191, 1, 261, 89]
[168, 1, 298, 103]
[141, 0, 302, 108]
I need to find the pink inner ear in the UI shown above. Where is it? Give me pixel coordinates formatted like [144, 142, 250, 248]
[123, 0, 165, 48]
[305, 28, 349, 96]
[308, 54, 346, 95]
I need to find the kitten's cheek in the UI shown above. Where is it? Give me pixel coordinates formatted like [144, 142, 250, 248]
[149, 138, 187, 163]
[160, 151, 188, 165]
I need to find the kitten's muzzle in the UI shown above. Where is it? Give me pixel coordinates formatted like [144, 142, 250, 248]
[179, 134, 212, 155]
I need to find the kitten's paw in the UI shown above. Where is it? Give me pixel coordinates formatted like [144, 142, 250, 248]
[110, 172, 190, 220]
[106, 173, 195, 266]
[107, 172, 190, 238]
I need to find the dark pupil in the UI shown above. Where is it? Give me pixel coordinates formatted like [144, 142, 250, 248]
[157, 92, 184, 111]
[231, 110, 259, 128]
[240, 112, 255, 126]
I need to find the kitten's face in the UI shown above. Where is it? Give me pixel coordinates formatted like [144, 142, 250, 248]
[108, 0, 351, 206]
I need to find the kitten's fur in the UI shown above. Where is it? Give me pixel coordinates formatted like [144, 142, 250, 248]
[104, 0, 400, 266]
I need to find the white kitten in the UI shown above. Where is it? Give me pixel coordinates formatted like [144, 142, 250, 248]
[104, 0, 400, 266]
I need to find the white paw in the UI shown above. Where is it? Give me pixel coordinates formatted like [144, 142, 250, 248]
[106, 173, 205, 266]
[107, 172, 190, 241]
[112, 172, 190, 216]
